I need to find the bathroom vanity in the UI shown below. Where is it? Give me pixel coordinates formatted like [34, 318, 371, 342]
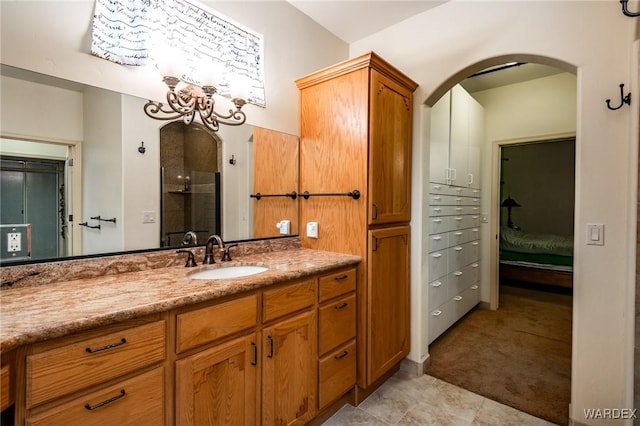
[0, 243, 360, 425]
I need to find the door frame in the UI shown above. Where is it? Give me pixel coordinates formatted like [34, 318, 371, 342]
[0, 132, 83, 256]
[489, 131, 576, 309]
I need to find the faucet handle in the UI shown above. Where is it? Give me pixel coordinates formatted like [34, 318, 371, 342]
[176, 250, 197, 267]
[221, 244, 238, 262]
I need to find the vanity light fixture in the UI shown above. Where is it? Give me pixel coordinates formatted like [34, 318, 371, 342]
[144, 49, 251, 132]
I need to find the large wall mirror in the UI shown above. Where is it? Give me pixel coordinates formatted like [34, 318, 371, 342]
[0, 65, 299, 264]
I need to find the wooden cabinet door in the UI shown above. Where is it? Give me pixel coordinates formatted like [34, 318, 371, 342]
[368, 69, 413, 225]
[175, 333, 258, 426]
[262, 311, 316, 426]
[252, 126, 299, 237]
[367, 226, 410, 384]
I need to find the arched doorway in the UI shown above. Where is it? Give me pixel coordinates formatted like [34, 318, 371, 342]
[159, 121, 222, 247]
[423, 57, 577, 425]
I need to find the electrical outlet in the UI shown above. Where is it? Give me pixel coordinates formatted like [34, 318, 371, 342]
[306, 222, 318, 238]
[7, 232, 21, 252]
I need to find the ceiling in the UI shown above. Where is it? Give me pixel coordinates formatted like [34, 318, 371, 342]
[286, 1, 446, 44]
[286, 1, 565, 92]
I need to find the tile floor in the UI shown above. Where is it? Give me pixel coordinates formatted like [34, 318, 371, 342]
[322, 371, 556, 426]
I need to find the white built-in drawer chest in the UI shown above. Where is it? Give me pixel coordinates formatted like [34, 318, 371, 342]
[428, 182, 481, 343]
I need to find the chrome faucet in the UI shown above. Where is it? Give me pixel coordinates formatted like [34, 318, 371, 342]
[203, 234, 225, 264]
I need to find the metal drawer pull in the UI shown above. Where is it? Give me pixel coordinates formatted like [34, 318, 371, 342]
[86, 338, 127, 354]
[334, 302, 349, 310]
[431, 253, 442, 258]
[432, 310, 442, 317]
[431, 281, 442, 287]
[433, 196, 442, 200]
[453, 271, 463, 276]
[84, 389, 126, 411]
[454, 232, 463, 236]
[454, 296, 463, 301]
[455, 207, 463, 211]
[251, 342, 258, 366]
[472, 263, 479, 268]
[455, 217, 463, 221]
[454, 247, 463, 251]
[471, 285, 479, 290]
[267, 336, 274, 358]
[433, 219, 442, 223]
[432, 236, 442, 241]
[334, 350, 349, 360]
[334, 274, 349, 281]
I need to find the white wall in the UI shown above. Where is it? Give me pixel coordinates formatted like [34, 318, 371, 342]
[350, 2, 638, 423]
[83, 87, 123, 254]
[0, 75, 83, 141]
[0, 0, 348, 136]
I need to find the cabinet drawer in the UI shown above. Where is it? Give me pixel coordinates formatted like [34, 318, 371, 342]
[318, 340, 356, 410]
[319, 294, 356, 354]
[429, 303, 453, 344]
[428, 277, 449, 311]
[428, 250, 448, 281]
[263, 279, 316, 323]
[428, 233, 448, 252]
[448, 228, 479, 246]
[27, 320, 165, 408]
[177, 294, 258, 353]
[26, 367, 164, 426]
[319, 269, 356, 303]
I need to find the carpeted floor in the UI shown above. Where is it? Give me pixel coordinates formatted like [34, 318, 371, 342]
[425, 282, 572, 425]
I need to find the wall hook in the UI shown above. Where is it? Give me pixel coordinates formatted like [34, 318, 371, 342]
[138, 141, 146, 154]
[620, 0, 640, 17]
[606, 83, 631, 110]
[229, 155, 236, 165]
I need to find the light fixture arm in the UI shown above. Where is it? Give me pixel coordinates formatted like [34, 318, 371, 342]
[620, 0, 640, 17]
[143, 75, 248, 133]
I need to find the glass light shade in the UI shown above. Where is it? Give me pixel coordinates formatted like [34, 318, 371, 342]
[155, 46, 186, 78]
[229, 74, 252, 100]
[200, 61, 225, 88]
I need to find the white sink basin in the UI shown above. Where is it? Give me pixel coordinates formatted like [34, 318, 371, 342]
[188, 265, 268, 280]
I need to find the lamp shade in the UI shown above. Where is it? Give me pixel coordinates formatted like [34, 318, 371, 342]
[501, 195, 521, 208]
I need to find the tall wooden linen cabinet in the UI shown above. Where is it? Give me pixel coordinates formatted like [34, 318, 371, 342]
[296, 52, 418, 391]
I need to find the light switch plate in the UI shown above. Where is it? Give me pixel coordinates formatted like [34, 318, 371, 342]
[586, 223, 604, 246]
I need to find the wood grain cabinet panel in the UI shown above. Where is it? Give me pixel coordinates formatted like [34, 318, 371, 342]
[367, 226, 410, 384]
[262, 279, 316, 323]
[1, 363, 11, 411]
[27, 320, 165, 408]
[318, 268, 356, 303]
[262, 310, 316, 426]
[26, 367, 164, 426]
[176, 294, 258, 353]
[175, 333, 258, 426]
[297, 52, 417, 390]
[318, 294, 356, 355]
[318, 340, 356, 410]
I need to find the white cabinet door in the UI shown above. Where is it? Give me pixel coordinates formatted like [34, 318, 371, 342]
[467, 94, 483, 188]
[429, 92, 451, 184]
[449, 85, 470, 185]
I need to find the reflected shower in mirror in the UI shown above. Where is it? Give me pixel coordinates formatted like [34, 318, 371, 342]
[0, 64, 299, 264]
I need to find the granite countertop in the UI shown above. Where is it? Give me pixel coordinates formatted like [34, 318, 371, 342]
[0, 248, 360, 353]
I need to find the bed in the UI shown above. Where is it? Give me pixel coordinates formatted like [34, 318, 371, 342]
[499, 227, 574, 289]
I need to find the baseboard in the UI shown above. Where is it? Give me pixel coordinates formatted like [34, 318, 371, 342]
[477, 301, 491, 310]
[400, 356, 430, 377]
